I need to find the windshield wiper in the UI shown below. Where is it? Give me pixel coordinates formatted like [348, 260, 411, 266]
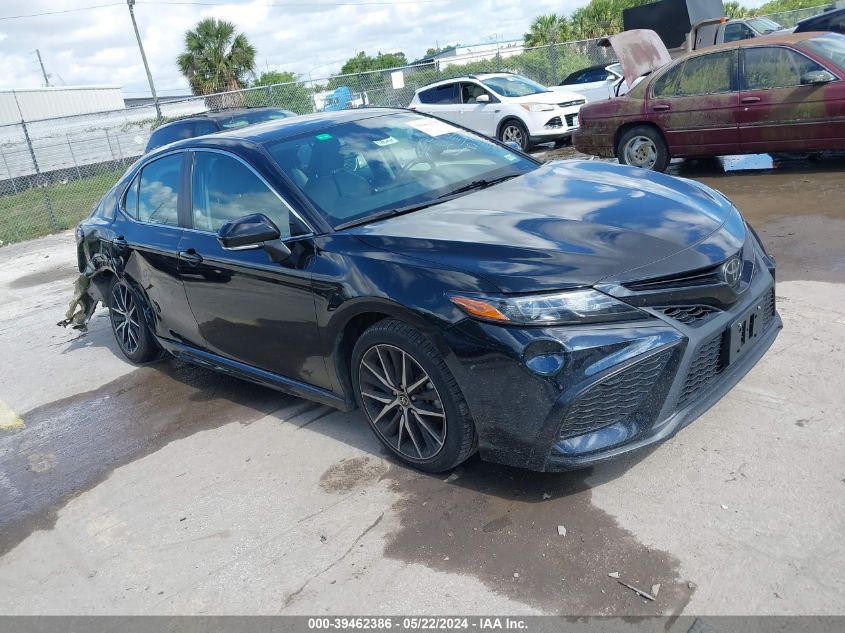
[437, 174, 518, 199]
[335, 200, 441, 230]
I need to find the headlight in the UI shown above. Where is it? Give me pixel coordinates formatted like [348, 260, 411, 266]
[450, 289, 644, 326]
[521, 103, 555, 112]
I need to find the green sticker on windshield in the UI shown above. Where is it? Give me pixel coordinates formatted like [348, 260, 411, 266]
[315, 133, 333, 141]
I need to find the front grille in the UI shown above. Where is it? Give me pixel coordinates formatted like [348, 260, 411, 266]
[565, 113, 578, 127]
[761, 288, 776, 330]
[558, 99, 586, 108]
[560, 349, 672, 439]
[625, 264, 722, 291]
[658, 305, 721, 326]
[678, 331, 726, 407]
[544, 116, 563, 129]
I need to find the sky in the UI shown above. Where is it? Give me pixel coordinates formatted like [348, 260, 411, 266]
[0, 0, 770, 98]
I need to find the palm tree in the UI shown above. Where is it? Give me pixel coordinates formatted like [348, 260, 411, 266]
[524, 13, 572, 47]
[177, 18, 257, 95]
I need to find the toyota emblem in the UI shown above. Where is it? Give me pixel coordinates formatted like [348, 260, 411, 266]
[722, 256, 742, 289]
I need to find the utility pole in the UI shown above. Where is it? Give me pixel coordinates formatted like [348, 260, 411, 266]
[126, 0, 162, 122]
[35, 50, 50, 87]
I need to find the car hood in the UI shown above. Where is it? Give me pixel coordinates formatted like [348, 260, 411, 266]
[598, 29, 672, 88]
[511, 90, 584, 104]
[350, 161, 740, 294]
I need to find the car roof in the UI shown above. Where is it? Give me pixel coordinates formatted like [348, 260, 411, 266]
[154, 107, 407, 152]
[153, 107, 288, 130]
[414, 73, 520, 92]
[796, 7, 845, 27]
[686, 31, 826, 56]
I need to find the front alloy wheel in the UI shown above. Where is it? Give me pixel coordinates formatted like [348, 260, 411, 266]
[351, 319, 477, 472]
[500, 120, 529, 151]
[359, 344, 447, 460]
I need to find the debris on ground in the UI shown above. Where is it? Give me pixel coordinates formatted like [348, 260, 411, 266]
[320, 535, 327, 543]
[557, 525, 566, 536]
[57, 273, 99, 331]
[652, 583, 661, 596]
[444, 472, 460, 483]
[513, 573, 519, 578]
[721, 504, 729, 510]
[617, 580, 656, 601]
[688, 581, 697, 590]
[542, 493, 551, 499]
[608, 571, 620, 579]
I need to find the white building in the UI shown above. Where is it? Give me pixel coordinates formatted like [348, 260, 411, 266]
[420, 40, 526, 71]
[0, 86, 125, 125]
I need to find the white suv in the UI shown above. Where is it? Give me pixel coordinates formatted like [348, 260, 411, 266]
[409, 73, 585, 151]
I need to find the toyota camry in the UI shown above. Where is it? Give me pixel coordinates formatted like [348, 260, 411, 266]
[73, 108, 781, 472]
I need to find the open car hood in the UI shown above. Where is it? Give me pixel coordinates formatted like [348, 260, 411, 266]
[598, 29, 672, 88]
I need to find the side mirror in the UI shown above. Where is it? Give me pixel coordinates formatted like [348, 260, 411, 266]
[217, 213, 291, 262]
[475, 94, 491, 103]
[801, 70, 835, 85]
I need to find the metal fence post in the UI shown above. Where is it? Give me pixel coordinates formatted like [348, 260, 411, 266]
[266, 84, 276, 106]
[16, 102, 59, 232]
[104, 129, 116, 161]
[0, 148, 17, 194]
[66, 134, 82, 180]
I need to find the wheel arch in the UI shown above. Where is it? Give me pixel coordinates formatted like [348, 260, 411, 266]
[496, 116, 528, 140]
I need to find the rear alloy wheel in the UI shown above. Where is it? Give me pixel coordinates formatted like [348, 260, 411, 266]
[499, 120, 530, 151]
[352, 320, 476, 472]
[617, 125, 670, 172]
[109, 278, 161, 363]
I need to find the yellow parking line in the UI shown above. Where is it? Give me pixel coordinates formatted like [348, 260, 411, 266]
[0, 400, 24, 432]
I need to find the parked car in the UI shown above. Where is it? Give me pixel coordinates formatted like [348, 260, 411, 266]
[574, 32, 845, 172]
[75, 109, 781, 472]
[409, 73, 585, 150]
[794, 7, 845, 35]
[557, 63, 627, 102]
[145, 107, 296, 153]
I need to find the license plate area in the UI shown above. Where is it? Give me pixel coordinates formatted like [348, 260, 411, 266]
[726, 299, 766, 365]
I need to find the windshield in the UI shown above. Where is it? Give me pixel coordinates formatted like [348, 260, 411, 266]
[264, 112, 536, 229]
[747, 17, 784, 34]
[219, 109, 293, 129]
[481, 75, 548, 97]
[803, 32, 845, 70]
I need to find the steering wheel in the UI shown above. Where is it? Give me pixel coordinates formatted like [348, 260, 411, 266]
[395, 158, 435, 181]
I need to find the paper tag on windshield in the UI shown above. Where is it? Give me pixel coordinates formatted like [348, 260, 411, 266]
[407, 118, 455, 137]
[374, 136, 398, 146]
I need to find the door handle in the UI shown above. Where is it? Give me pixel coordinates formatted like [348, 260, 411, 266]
[652, 104, 670, 111]
[741, 96, 761, 104]
[178, 249, 203, 266]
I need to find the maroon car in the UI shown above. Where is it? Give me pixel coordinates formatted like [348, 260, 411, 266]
[574, 32, 845, 171]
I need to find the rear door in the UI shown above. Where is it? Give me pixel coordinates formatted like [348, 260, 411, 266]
[413, 83, 462, 125]
[647, 49, 741, 156]
[177, 149, 330, 389]
[739, 45, 841, 152]
[118, 151, 206, 347]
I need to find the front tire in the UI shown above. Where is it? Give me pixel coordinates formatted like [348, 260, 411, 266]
[108, 277, 161, 363]
[499, 119, 530, 151]
[617, 125, 670, 172]
[351, 320, 476, 472]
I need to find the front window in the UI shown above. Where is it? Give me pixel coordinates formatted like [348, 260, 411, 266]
[264, 112, 536, 229]
[747, 17, 784, 34]
[743, 46, 826, 90]
[802, 33, 845, 71]
[481, 75, 548, 97]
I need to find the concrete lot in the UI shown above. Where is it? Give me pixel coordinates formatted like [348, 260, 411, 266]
[0, 152, 843, 616]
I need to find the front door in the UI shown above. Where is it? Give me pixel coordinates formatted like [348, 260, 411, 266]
[178, 150, 330, 389]
[647, 49, 741, 156]
[739, 45, 841, 152]
[459, 82, 498, 136]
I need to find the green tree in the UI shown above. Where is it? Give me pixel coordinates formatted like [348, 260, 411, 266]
[425, 44, 458, 57]
[524, 13, 572, 47]
[177, 18, 257, 95]
[570, 0, 653, 39]
[253, 70, 297, 86]
[757, 0, 829, 12]
[723, 1, 751, 18]
[339, 51, 408, 75]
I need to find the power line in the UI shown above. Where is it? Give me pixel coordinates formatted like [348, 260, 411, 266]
[0, 3, 123, 22]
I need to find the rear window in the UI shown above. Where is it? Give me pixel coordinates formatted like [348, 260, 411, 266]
[146, 120, 219, 151]
[418, 84, 460, 104]
[217, 109, 293, 129]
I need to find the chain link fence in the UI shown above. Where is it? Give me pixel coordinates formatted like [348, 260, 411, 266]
[0, 5, 830, 246]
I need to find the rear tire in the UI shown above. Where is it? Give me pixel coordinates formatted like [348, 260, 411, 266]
[108, 277, 161, 363]
[617, 125, 670, 172]
[351, 319, 476, 473]
[499, 119, 530, 152]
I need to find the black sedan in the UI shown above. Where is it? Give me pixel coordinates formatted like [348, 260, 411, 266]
[76, 109, 781, 472]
